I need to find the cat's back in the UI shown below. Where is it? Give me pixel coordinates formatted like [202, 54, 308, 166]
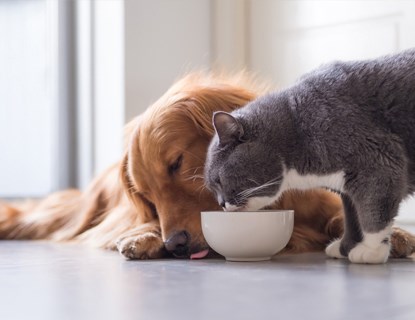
[299, 48, 415, 98]
[294, 49, 415, 175]
[295, 49, 415, 128]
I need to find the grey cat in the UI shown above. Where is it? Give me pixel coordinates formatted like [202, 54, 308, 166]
[204, 49, 415, 264]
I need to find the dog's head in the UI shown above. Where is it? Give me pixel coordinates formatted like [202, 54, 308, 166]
[121, 72, 268, 258]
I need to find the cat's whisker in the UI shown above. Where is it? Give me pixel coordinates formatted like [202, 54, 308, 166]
[238, 177, 282, 198]
[237, 182, 281, 199]
[248, 178, 261, 186]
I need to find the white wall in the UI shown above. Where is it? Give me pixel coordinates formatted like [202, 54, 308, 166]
[124, 0, 212, 121]
[248, 0, 415, 87]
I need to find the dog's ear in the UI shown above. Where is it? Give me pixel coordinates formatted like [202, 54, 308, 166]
[178, 86, 256, 139]
[120, 152, 157, 223]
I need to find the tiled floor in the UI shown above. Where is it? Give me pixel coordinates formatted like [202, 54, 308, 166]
[1, 241, 415, 320]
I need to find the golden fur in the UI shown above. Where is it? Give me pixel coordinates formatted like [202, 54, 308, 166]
[1, 71, 414, 259]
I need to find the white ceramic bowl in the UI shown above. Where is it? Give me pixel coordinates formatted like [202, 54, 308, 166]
[201, 210, 294, 262]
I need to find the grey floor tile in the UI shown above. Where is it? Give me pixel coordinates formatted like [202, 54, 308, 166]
[0, 241, 414, 320]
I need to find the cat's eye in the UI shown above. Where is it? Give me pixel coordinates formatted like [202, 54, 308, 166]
[168, 154, 183, 175]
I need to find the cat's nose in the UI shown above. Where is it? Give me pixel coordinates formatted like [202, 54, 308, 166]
[218, 195, 226, 209]
[164, 231, 189, 258]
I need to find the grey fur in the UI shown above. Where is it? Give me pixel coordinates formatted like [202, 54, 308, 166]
[204, 49, 415, 258]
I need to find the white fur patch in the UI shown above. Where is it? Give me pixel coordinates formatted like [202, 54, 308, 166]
[224, 203, 240, 211]
[245, 168, 345, 211]
[348, 223, 392, 264]
[282, 169, 345, 192]
[325, 239, 346, 259]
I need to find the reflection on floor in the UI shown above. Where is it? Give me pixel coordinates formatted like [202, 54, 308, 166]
[0, 241, 414, 320]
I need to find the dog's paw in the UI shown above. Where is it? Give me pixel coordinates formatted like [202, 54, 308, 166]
[348, 241, 390, 264]
[325, 239, 346, 259]
[116, 232, 165, 260]
[390, 227, 415, 258]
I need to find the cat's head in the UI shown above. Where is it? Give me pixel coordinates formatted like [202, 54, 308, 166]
[204, 111, 284, 211]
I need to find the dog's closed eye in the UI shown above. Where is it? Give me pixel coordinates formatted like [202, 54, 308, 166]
[168, 154, 183, 175]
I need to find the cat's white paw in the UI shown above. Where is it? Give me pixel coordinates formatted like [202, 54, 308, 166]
[348, 242, 390, 264]
[348, 224, 392, 264]
[325, 239, 346, 259]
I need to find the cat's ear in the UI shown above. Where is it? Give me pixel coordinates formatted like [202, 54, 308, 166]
[212, 111, 244, 146]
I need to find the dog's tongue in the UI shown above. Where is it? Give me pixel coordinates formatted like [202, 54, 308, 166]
[190, 249, 209, 260]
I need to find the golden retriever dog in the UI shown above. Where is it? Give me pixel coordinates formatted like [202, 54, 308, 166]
[1, 72, 414, 260]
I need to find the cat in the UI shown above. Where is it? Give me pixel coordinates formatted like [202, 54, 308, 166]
[204, 49, 415, 264]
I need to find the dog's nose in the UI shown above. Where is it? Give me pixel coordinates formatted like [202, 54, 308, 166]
[164, 231, 189, 257]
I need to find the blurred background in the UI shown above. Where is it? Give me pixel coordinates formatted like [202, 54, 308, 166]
[1, 0, 414, 221]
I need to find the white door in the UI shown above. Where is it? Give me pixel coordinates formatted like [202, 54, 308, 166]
[247, 0, 415, 222]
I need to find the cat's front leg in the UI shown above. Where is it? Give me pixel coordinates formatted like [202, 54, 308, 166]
[347, 174, 406, 263]
[325, 194, 362, 260]
[340, 176, 402, 264]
